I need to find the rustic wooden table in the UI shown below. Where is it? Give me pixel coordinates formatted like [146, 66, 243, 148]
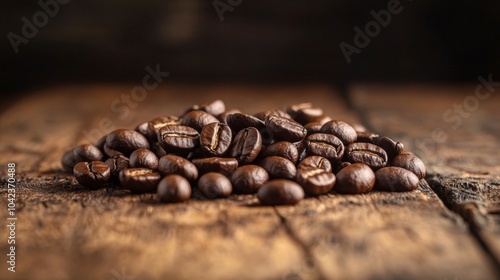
[1, 84, 499, 280]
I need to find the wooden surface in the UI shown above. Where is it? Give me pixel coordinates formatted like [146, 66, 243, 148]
[0, 84, 499, 280]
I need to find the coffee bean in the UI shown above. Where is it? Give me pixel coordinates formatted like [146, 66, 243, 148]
[373, 136, 404, 161]
[345, 142, 388, 169]
[320, 120, 357, 145]
[146, 116, 180, 141]
[225, 112, 265, 133]
[296, 167, 336, 195]
[305, 133, 345, 161]
[265, 115, 307, 142]
[198, 172, 232, 198]
[135, 121, 149, 138]
[259, 156, 297, 180]
[230, 127, 262, 164]
[157, 174, 192, 203]
[375, 167, 420, 192]
[181, 110, 219, 132]
[356, 132, 379, 143]
[261, 141, 299, 164]
[254, 109, 291, 121]
[230, 165, 269, 194]
[129, 148, 159, 170]
[73, 161, 110, 188]
[200, 122, 232, 157]
[200, 99, 226, 116]
[119, 168, 161, 193]
[158, 154, 198, 180]
[286, 103, 323, 125]
[96, 135, 107, 152]
[105, 154, 130, 180]
[106, 129, 150, 156]
[298, 156, 332, 172]
[150, 142, 167, 158]
[304, 122, 323, 135]
[335, 163, 375, 194]
[257, 179, 304, 205]
[103, 144, 123, 157]
[158, 125, 200, 154]
[217, 109, 241, 124]
[391, 152, 426, 179]
[61, 144, 103, 173]
[192, 157, 238, 174]
[333, 162, 351, 174]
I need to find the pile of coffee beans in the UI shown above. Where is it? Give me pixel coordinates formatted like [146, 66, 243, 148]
[61, 100, 426, 205]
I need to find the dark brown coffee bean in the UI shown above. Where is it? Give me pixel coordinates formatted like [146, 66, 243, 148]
[305, 133, 345, 161]
[150, 141, 167, 158]
[157, 174, 192, 203]
[158, 125, 200, 154]
[391, 152, 426, 179]
[265, 115, 307, 142]
[200, 99, 226, 116]
[192, 157, 238, 174]
[181, 110, 219, 132]
[200, 122, 232, 157]
[198, 172, 232, 198]
[146, 116, 180, 141]
[335, 163, 375, 194]
[333, 162, 351, 174]
[230, 127, 262, 164]
[217, 109, 241, 124]
[375, 167, 419, 192]
[261, 141, 299, 164]
[135, 121, 149, 138]
[103, 144, 123, 157]
[129, 148, 159, 170]
[254, 109, 291, 121]
[61, 144, 103, 173]
[73, 161, 110, 188]
[298, 156, 332, 172]
[373, 136, 405, 161]
[158, 155, 198, 180]
[105, 154, 130, 180]
[345, 142, 388, 169]
[225, 112, 265, 133]
[230, 165, 269, 194]
[119, 168, 161, 193]
[296, 167, 336, 195]
[286, 103, 323, 125]
[106, 129, 150, 156]
[304, 122, 323, 135]
[257, 179, 304, 205]
[259, 156, 297, 180]
[356, 132, 379, 143]
[96, 135, 107, 152]
[320, 120, 357, 145]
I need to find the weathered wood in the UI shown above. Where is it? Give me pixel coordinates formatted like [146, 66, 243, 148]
[351, 84, 500, 273]
[0, 84, 497, 279]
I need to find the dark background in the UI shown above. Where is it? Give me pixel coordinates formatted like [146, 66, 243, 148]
[1, 0, 500, 95]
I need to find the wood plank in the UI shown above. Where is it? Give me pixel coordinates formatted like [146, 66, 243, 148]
[350, 84, 500, 273]
[0, 84, 497, 279]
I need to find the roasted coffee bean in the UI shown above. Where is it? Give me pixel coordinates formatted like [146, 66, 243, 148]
[200, 99, 226, 116]
[254, 109, 291, 121]
[356, 132, 379, 143]
[200, 122, 232, 157]
[106, 129, 150, 156]
[146, 116, 180, 141]
[304, 122, 323, 135]
[257, 179, 304, 205]
[320, 120, 357, 145]
[373, 136, 404, 161]
[73, 161, 110, 188]
[261, 141, 299, 164]
[259, 156, 297, 180]
[198, 172, 232, 198]
[96, 135, 107, 152]
[158, 125, 200, 154]
[158, 155, 198, 180]
[217, 109, 241, 123]
[119, 168, 161, 193]
[192, 157, 238, 174]
[265, 115, 307, 142]
[296, 167, 336, 195]
[157, 174, 192, 203]
[61, 144, 103, 173]
[375, 167, 419, 192]
[333, 162, 351, 174]
[298, 156, 332, 172]
[181, 110, 219, 132]
[225, 113, 265, 133]
[135, 121, 149, 137]
[230, 127, 262, 164]
[335, 163, 375, 194]
[129, 148, 159, 170]
[230, 165, 269, 194]
[105, 154, 130, 180]
[305, 133, 345, 161]
[286, 103, 323, 125]
[391, 152, 426, 179]
[345, 142, 388, 169]
[150, 142, 167, 158]
[103, 144, 123, 157]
